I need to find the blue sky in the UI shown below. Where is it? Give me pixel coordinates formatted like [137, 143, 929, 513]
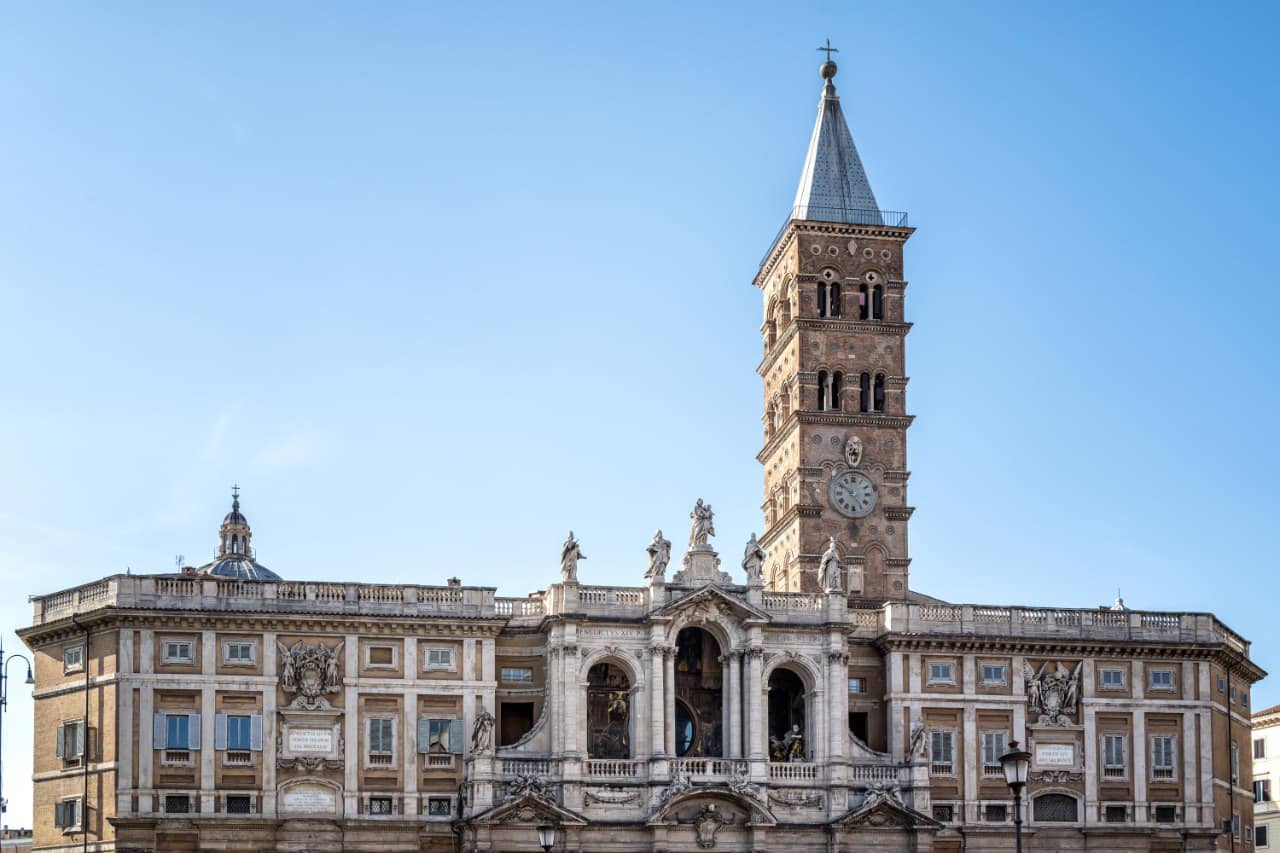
[2, 0, 1277, 827]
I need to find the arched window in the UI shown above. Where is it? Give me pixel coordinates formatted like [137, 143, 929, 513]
[859, 372, 871, 413]
[858, 284, 869, 320]
[831, 372, 843, 409]
[231, 534, 239, 555]
[817, 371, 829, 411]
[768, 668, 808, 761]
[871, 285, 884, 320]
[674, 627, 724, 757]
[873, 373, 886, 413]
[830, 283, 842, 317]
[816, 284, 827, 318]
[587, 662, 631, 759]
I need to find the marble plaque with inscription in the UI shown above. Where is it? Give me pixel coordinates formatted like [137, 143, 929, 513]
[287, 727, 335, 754]
[1035, 743, 1075, 766]
[282, 783, 337, 814]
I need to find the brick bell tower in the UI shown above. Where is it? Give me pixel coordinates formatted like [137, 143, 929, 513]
[754, 52, 915, 599]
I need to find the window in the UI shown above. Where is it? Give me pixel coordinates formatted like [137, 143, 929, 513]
[167, 714, 191, 749]
[1033, 793, 1079, 822]
[365, 644, 396, 668]
[1100, 668, 1126, 690]
[871, 284, 884, 320]
[63, 645, 84, 674]
[428, 718, 454, 753]
[981, 664, 1007, 685]
[227, 715, 252, 751]
[1231, 741, 1240, 784]
[873, 372, 885, 412]
[981, 731, 1008, 776]
[930, 730, 955, 775]
[161, 639, 194, 664]
[501, 667, 533, 684]
[1258, 824, 1270, 847]
[425, 647, 454, 670]
[367, 796, 394, 815]
[849, 712, 868, 744]
[225, 795, 253, 814]
[848, 677, 866, 694]
[154, 712, 199, 763]
[1233, 812, 1241, 839]
[1244, 692, 1250, 707]
[1153, 804, 1178, 823]
[927, 662, 955, 685]
[1255, 779, 1271, 803]
[426, 797, 453, 817]
[223, 641, 256, 666]
[830, 283, 842, 317]
[54, 797, 81, 831]
[1247, 826, 1255, 844]
[858, 284, 869, 320]
[1151, 734, 1176, 781]
[1219, 677, 1226, 694]
[55, 720, 86, 763]
[164, 795, 191, 814]
[1148, 668, 1174, 691]
[984, 803, 1007, 822]
[367, 717, 394, 766]
[932, 804, 955, 823]
[1103, 733, 1127, 778]
[1231, 686, 1237, 702]
[1105, 805, 1127, 823]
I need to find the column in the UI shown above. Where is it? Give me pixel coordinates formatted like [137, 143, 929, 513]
[1133, 709, 1148, 818]
[117, 630, 134, 814]
[138, 685, 154, 814]
[343, 635, 359, 815]
[720, 654, 732, 759]
[747, 644, 765, 762]
[1084, 705, 1098, 824]
[404, 638, 419, 815]
[1012, 655, 1027, 743]
[649, 643, 665, 758]
[665, 648, 676, 756]
[886, 651, 906, 762]
[962, 697, 978, 824]
[728, 653, 743, 759]
[262, 631, 277, 816]
[200, 686, 216, 813]
[1182, 710, 1197, 820]
[828, 651, 846, 767]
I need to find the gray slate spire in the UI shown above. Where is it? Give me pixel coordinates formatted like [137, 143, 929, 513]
[792, 59, 880, 223]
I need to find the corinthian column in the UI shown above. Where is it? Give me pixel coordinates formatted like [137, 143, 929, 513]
[747, 646, 765, 762]
[728, 652, 743, 759]
[650, 643, 666, 758]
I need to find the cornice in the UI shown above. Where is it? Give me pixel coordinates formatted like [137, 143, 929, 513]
[755, 221, 914, 286]
[757, 319, 913, 378]
[883, 507, 915, 521]
[757, 411, 915, 463]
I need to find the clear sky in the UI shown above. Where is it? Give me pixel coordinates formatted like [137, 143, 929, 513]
[2, 0, 1277, 829]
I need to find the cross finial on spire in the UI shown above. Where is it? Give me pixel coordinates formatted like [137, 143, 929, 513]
[817, 39, 839, 62]
[231, 483, 240, 502]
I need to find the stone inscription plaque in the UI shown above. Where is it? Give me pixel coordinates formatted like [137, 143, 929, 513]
[282, 784, 337, 814]
[287, 728, 335, 754]
[1035, 743, 1075, 766]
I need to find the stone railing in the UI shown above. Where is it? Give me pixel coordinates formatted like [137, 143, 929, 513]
[850, 763, 903, 783]
[672, 758, 749, 782]
[29, 575, 497, 625]
[882, 603, 1250, 655]
[768, 761, 819, 782]
[584, 759, 642, 779]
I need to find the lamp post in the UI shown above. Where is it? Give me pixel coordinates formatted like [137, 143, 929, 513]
[1000, 739, 1032, 853]
[0, 637, 35, 823]
[536, 823, 557, 852]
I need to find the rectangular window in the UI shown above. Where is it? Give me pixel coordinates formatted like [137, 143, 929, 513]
[63, 645, 84, 674]
[1258, 824, 1269, 847]
[166, 714, 191, 750]
[932, 804, 955, 823]
[56, 720, 87, 762]
[1148, 668, 1174, 690]
[1233, 812, 1241, 839]
[930, 730, 955, 775]
[1219, 677, 1226, 694]
[1151, 734, 1177, 781]
[1256, 738, 1267, 760]
[365, 645, 396, 668]
[1153, 804, 1178, 823]
[981, 730, 1008, 776]
[984, 803, 1007, 822]
[1232, 742, 1240, 784]
[1247, 827, 1254, 844]
[227, 715, 252, 751]
[927, 662, 955, 685]
[164, 795, 191, 814]
[1255, 779, 1271, 803]
[501, 667, 533, 683]
[1230, 686, 1237, 702]
[223, 641, 256, 666]
[367, 796, 394, 815]
[848, 677, 866, 694]
[367, 717, 394, 765]
[425, 647, 454, 670]
[225, 795, 253, 814]
[1105, 805, 1127, 823]
[1103, 733, 1127, 778]
[162, 639, 194, 664]
[428, 718, 453, 753]
[54, 797, 81, 831]
[1100, 668, 1126, 690]
[981, 664, 1007, 685]
[427, 797, 453, 817]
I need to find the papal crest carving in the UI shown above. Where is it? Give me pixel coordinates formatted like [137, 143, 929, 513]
[694, 803, 728, 849]
[278, 640, 343, 711]
[1025, 661, 1082, 726]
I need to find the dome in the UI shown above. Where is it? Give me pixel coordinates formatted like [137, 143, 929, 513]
[196, 486, 281, 581]
[197, 555, 281, 581]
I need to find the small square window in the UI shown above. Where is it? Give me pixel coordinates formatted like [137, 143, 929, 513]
[848, 677, 866, 694]
[425, 647, 454, 670]
[225, 795, 253, 814]
[365, 645, 397, 668]
[984, 803, 1007, 822]
[63, 645, 84, 674]
[427, 797, 453, 817]
[1148, 669, 1174, 690]
[1105, 805, 1127, 823]
[1100, 668, 1126, 689]
[55, 797, 82, 831]
[501, 667, 533, 683]
[980, 664, 1007, 685]
[223, 641, 256, 666]
[165, 795, 191, 814]
[162, 640, 194, 664]
[1153, 805, 1178, 823]
[932, 804, 954, 823]
[927, 662, 955, 685]
[368, 796, 394, 815]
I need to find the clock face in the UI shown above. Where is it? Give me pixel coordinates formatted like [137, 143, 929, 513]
[829, 471, 877, 518]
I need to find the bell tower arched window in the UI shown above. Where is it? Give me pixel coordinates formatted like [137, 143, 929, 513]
[858, 284, 869, 320]
[817, 371, 828, 411]
[816, 284, 826, 318]
[871, 285, 883, 320]
[859, 372, 885, 413]
[873, 373, 885, 412]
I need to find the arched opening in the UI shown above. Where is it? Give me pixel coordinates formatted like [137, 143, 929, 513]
[830, 282, 842, 317]
[817, 370, 829, 411]
[673, 627, 723, 757]
[768, 668, 808, 762]
[831, 371, 843, 409]
[871, 284, 884, 320]
[858, 284, 869, 320]
[873, 373, 886, 413]
[587, 662, 631, 759]
[859, 372, 871, 413]
[816, 283, 827, 318]
[231, 534, 240, 555]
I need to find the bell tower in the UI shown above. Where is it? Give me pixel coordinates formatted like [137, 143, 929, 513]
[754, 53, 915, 599]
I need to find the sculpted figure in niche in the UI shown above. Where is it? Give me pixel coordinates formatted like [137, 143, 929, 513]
[561, 531, 586, 583]
[645, 530, 672, 580]
[741, 533, 765, 584]
[689, 499, 715, 549]
[909, 722, 928, 759]
[471, 709, 495, 754]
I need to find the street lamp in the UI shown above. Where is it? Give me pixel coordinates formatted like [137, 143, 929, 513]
[0, 638, 35, 821]
[999, 739, 1032, 853]
[536, 823, 557, 852]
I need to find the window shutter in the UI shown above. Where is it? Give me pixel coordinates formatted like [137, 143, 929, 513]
[153, 713, 167, 749]
[55, 723, 65, 759]
[54, 801, 64, 828]
[188, 713, 201, 750]
[417, 716, 431, 754]
[449, 718, 464, 755]
[75, 721, 86, 759]
[250, 714, 264, 752]
[214, 713, 228, 751]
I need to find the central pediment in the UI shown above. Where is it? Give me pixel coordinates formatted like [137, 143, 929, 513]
[652, 584, 769, 625]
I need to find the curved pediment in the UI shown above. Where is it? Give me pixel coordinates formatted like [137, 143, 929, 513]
[649, 787, 777, 827]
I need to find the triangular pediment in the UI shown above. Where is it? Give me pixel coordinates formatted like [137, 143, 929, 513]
[469, 794, 587, 827]
[653, 584, 769, 624]
[833, 795, 940, 830]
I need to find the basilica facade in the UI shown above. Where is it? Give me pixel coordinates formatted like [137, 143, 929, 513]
[19, 58, 1262, 853]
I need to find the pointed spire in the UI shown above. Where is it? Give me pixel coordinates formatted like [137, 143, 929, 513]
[792, 48, 881, 224]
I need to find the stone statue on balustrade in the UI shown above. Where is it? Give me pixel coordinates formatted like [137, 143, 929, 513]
[689, 499, 715, 549]
[741, 533, 764, 585]
[819, 537, 842, 592]
[561, 531, 586, 583]
[471, 709, 495, 754]
[645, 530, 671, 581]
[770, 724, 806, 762]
